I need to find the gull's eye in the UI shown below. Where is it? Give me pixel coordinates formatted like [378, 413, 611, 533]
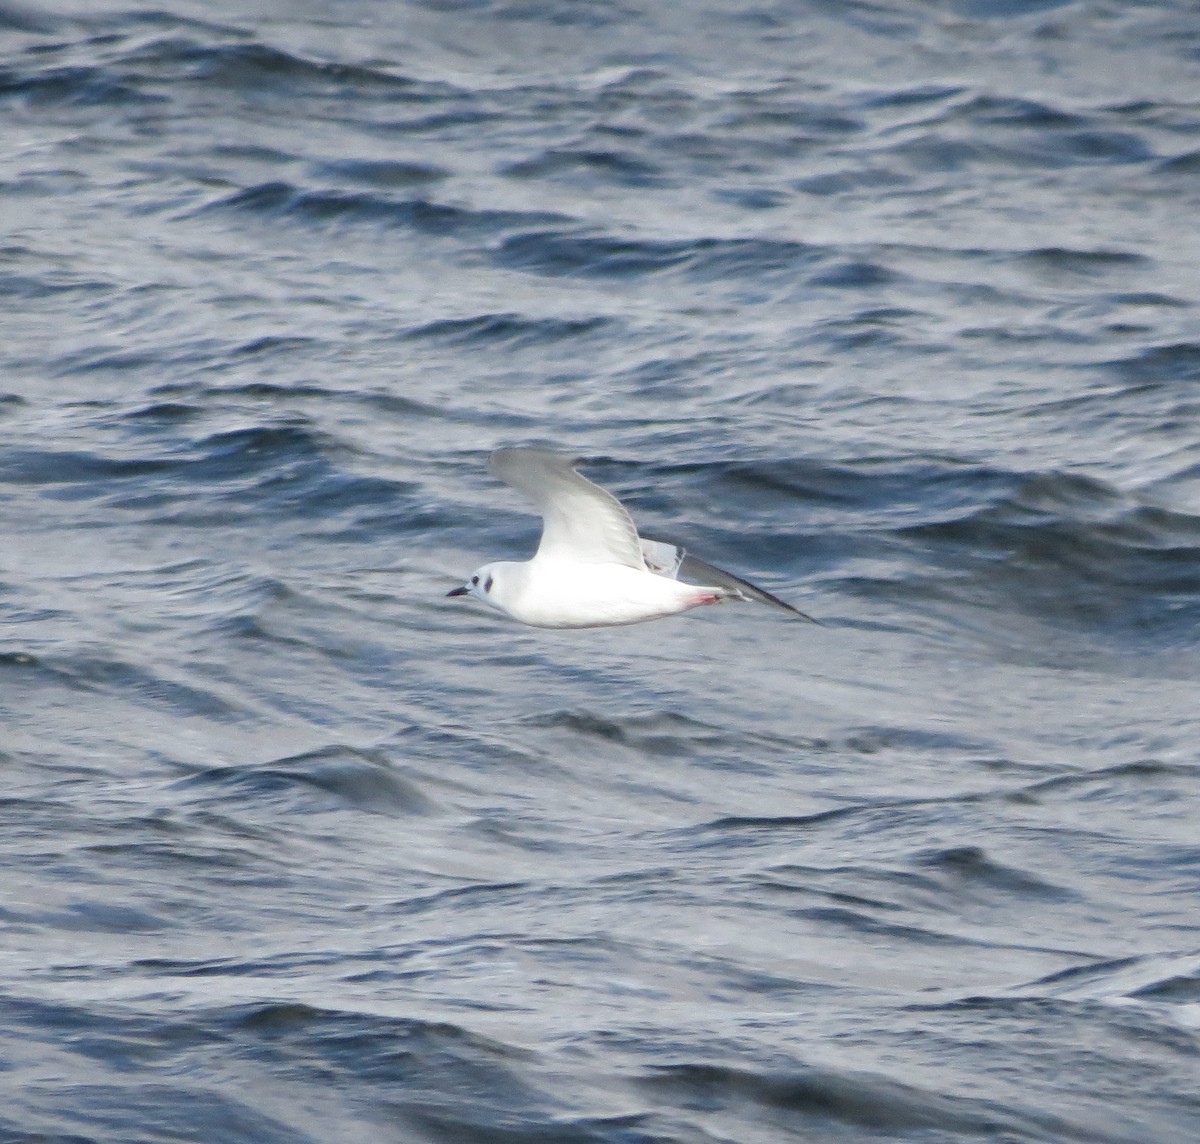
[484, 574, 493, 593]
[471, 575, 479, 586]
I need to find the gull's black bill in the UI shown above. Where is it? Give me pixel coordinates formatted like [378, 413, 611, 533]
[446, 585, 469, 597]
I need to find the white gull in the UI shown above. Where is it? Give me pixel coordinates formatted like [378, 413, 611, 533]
[447, 447, 817, 629]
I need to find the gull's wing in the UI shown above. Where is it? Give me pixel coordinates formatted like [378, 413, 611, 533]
[641, 536, 819, 623]
[488, 447, 646, 570]
[640, 537, 685, 579]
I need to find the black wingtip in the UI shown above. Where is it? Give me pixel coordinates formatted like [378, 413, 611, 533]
[745, 589, 822, 625]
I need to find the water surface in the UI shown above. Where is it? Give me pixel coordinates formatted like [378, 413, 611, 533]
[2, 1, 1199, 1140]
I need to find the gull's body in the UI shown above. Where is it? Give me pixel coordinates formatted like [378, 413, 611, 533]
[447, 447, 816, 629]
[466, 557, 726, 628]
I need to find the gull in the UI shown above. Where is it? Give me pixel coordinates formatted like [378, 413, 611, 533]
[447, 447, 817, 628]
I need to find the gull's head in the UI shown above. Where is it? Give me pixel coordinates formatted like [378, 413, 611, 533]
[446, 562, 503, 610]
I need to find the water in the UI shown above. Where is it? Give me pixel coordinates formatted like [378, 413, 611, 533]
[2, 0, 1199, 1140]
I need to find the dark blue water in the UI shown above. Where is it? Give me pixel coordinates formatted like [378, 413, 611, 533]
[2, 1, 1199, 1140]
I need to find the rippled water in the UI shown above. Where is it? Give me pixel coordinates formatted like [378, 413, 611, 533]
[3, 1, 1199, 1140]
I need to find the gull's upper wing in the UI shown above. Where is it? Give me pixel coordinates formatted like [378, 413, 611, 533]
[488, 447, 646, 570]
[641, 536, 819, 623]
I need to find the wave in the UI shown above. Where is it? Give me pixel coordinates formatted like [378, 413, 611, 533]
[401, 313, 612, 348]
[896, 469, 1200, 632]
[106, 29, 442, 96]
[639, 1060, 1084, 1141]
[493, 230, 827, 280]
[196, 181, 568, 236]
[172, 744, 437, 816]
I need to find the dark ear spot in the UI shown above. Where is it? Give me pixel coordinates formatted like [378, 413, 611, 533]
[484, 574, 494, 593]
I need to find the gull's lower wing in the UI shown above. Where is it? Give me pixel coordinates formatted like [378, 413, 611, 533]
[682, 553, 820, 623]
[641, 537, 819, 623]
[639, 537, 685, 578]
